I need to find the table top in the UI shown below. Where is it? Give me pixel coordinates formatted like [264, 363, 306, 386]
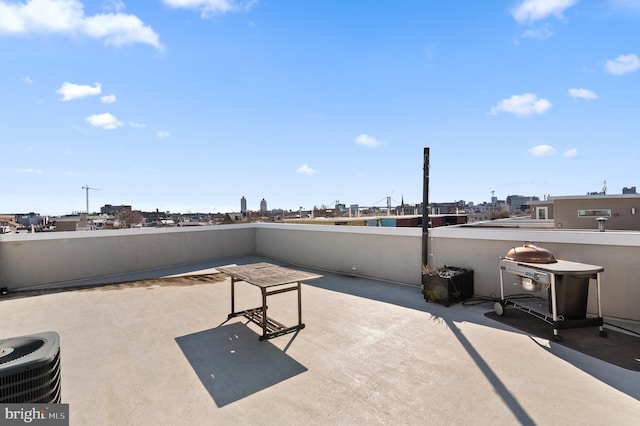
[216, 262, 323, 288]
[500, 258, 604, 274]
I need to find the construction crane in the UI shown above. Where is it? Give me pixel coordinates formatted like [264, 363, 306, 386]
[81, 185, 101, 214]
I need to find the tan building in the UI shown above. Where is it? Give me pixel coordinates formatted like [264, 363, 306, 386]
[529, 199, 554, 220]
[531, 194, 640, 230]
[54, 215, 89, 231]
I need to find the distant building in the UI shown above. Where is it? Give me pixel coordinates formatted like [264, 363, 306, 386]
[429, 201, 465, 215]
[101, 204, 132, 215]
[283, 214, 465, 228]
[260, 198, 267, 213]
[507, 195, 540, 212]
[241, 196, 247, 214]
[222, 213, 248, 224]
[55, 215, 89, 231]
[14, 213, 47, 228]
[531, 193, 640, 230]
[623, 186, 637, 194]
[528, 199, 554, 220]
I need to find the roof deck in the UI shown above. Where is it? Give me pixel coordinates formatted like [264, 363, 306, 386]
[2, 256, 638, 425]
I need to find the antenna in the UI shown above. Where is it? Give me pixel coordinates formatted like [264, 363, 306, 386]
[602, 180, 607, 194]
[81, 185, 101, 214]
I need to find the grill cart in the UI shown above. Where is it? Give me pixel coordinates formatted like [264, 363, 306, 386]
[494, 244, 606, 341]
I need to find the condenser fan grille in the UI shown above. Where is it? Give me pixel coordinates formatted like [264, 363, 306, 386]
[0, 332, 61, 403]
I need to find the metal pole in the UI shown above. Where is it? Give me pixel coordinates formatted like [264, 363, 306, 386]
[422, 147, 430, 270]
[83, 185, 89, 214]
[550, 274, 559, 338]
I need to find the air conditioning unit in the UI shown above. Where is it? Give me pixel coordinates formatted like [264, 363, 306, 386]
[0, 331, 61, 403]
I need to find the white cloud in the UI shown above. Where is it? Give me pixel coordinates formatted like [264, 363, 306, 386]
[57, 82, 101, 101]
[163, 0, 255, 18]
[130, 121, 146, 128]
[489, 93, 552, 116]
[100, 94, 116, 103]
[568, 88, 598, 100]
[521, 26, 553, 40]
[528, 144, 556, 156]
[0, 0, 161, 49]
[296, 164, 317, 175]
[513, 26, 553, 45]
[104, 0, 125, 13]
[564, 148, 578, 158]
[157, 130, 170, 139]
[355, 134, 381, 147]
[17, 167, 44, 174]
[511, 0, 578, 23]
[605, 54, 640, 75]
[86, 112, 123, 129]
[21, 75, 33, 83]
[83, 12, 161, 49]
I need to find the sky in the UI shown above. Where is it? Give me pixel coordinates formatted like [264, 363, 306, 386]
[1, 0, 639, 215]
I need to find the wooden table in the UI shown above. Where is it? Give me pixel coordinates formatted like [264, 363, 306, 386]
[217, 263, 323, 340]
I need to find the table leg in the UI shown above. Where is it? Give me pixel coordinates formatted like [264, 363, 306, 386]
[232, 277, 235, 312]
[261, 288, 268, 339]
[297, 282, 302, 326]
[227, 277, 236, 319]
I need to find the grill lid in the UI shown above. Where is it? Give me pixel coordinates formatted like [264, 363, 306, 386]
[505, 243, 557, 264]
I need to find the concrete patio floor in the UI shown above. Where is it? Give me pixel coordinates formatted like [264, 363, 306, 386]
[2, 256, 639, 425]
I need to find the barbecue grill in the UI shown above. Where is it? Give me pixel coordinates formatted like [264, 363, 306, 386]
[504, 243, 556, 292]
[495, 243, 607, 340]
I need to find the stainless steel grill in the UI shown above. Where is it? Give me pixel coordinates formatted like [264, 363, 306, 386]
[495, 245, 607, 341]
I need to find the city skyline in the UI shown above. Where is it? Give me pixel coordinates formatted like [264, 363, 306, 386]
[1, 1, 639, 215]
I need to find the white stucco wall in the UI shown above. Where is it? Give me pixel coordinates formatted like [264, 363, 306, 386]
[429, 226, 640, 321]
[255, 223, 423, 285]
[0, 225, 255, 288]
[1, 223, 639, 320]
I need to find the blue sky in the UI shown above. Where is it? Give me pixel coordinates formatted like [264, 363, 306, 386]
[1, 0, 639, 215]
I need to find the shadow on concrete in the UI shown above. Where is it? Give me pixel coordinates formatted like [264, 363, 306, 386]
[486, 309, 640, 372]
[303, 272, 429, 312]
[485, 308, 640, 400]
[444, 318, 536, 425]
[175, 321, 307, 407]
[300, 265, 640, 404]
[305, 269, 536, 423]
[9, 255, 273, 295]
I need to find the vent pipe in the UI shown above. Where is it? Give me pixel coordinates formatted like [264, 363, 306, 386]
[422, 147, 430, 270]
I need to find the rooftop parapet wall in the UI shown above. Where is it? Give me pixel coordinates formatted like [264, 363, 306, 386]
[0, 224, 423, 290]
[1, 223, 639, 321]
[0, 225, 256, 289]
[430, 226, 640, 321]
[255, 223, 423, 285]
